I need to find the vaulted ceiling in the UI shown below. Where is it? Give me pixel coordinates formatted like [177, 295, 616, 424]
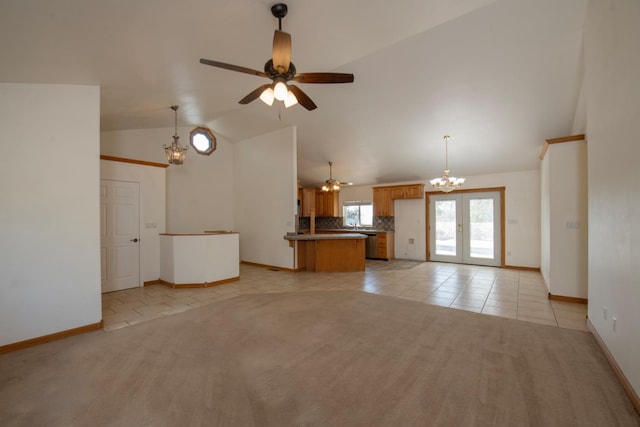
[0, 0, 587, 186]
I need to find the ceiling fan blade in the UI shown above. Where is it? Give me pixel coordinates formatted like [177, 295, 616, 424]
[272, 30, 291, 73]
[199, 58, 267, 78]
[293, 72, 354, 84]
[288, 85, 317, 111]
[239, 84, 272, 105]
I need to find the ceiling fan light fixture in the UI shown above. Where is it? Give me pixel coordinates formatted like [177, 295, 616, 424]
[273, 78, 288, 101]
[284, 90, 298, 108]
[259, 87, 275, 106]
[321, 162, 342, 192]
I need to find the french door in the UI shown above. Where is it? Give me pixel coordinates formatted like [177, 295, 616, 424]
[428, 190, 502, 267]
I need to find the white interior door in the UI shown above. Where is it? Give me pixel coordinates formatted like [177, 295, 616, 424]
[429, 191, 501, 267]
[100, 180, 140, 293]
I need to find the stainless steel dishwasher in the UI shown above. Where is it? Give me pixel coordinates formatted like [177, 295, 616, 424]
[365, 233, 378, 259]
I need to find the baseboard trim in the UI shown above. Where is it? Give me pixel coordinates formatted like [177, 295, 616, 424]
[587, 319, 640, 415]
[0, 321, 104, 354]
[158, 277, 240, 289]
[503, 265, 540, 272]
[144, 279, 161, 286]
[548, 293, 588, 304]
[240, 261, 295, 272]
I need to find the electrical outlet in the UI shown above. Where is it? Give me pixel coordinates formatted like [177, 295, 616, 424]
[408, 238, 415, 244]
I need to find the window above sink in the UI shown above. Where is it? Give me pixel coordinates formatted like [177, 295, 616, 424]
[343, 201, 373, 228]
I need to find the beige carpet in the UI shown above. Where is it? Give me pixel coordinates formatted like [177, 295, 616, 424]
[1, 291, 638, 426]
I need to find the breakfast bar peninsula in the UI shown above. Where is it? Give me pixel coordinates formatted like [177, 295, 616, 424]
[284, 233, 367, 272]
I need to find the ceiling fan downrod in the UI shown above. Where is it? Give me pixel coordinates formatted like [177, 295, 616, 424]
[271, 3, 288, 30]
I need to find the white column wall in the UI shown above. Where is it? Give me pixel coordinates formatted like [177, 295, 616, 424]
[0, 83, 101, 346]
[234, 127, 297, 269]
[583, 0, 640, 397]
[547, 141, 588, 298]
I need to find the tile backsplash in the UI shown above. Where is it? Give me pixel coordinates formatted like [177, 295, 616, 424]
[298, 216, 394, 231]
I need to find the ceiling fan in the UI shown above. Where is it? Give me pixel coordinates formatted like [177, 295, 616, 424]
[199, 3, 354, 111]
[321, 162, 353, 192]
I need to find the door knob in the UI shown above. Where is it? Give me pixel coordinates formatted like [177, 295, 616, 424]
[130, 238, 139, 242]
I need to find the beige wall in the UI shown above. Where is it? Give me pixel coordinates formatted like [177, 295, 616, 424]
[234, 126, 298, 269]
[101, 127, 235, 234]
[0, 83, 101, 346]
[583, 0, 640, 396]
[340, 169, 541, 267]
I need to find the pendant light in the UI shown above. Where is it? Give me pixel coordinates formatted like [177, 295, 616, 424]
[163, 105, 188, 165]
[430, 135, 465, 192]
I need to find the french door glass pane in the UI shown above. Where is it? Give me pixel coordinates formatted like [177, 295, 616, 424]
[435, 200, 456, 256]
[469, 198, 494, 259]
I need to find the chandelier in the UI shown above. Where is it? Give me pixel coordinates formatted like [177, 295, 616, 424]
[430, 135, 465, 193]
[164, 105, 188, 165]
[321, 162, 341, 192]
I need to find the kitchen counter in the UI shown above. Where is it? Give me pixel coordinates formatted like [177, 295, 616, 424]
[284, 233, 366, 272]
[314, 229, 393, 235]
[284, 232, 367, 241]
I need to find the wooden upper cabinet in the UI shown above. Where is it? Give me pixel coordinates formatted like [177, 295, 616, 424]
[315, 190, 339, 217]
[373, 184, 424, 217]
[390, 184, 425, 199]
[300, 187, 317, 217]
[373, 187, 393, 217]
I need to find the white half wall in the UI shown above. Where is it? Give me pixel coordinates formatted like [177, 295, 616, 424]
[583, 0, 640, 398]
[234, 127, 297, 269]
[0, 83, 101, 346]
[339, 169, 540, 267]
[100, 159, 166, 283]
[101, 127, 235, 233]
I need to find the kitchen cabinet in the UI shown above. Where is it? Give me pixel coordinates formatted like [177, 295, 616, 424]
[373, 187, 393, 216]
[315, 190, 339, 217]
[376, 232, 394, 260]
[373, 184, 424, 217]
[300, 187, 317, 217]
[390, 184, 424, 199]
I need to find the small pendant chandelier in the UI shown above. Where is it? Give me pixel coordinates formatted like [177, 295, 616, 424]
[430, 135, 465, 193]
[164, 105, 188, 165]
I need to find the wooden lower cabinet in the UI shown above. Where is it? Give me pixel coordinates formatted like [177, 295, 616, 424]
[297, 238, 365, 272]
[376, 232, 394, 260]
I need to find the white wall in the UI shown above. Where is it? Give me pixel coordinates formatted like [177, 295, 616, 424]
[340, 169, 540, 267]
[101, 127, 235, 233]
[100, 159, 166, 283]
[583, 0, 640, 397]
[540, 154, 551, 284]
[0, 83, 101, 346]
[234, 127, 297, 269]
[541, 141, 588, 298]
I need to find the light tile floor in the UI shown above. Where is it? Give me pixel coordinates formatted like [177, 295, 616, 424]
[102, 261, 589, 332]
